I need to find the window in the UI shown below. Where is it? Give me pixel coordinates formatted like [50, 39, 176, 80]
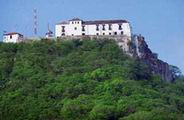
[82, 26, 85, 31]
[82, 33, 85, 36]
[103, 33, 105, 35]
[72, 34, 74, 36]
[96, 33, 99, 35]
[78, 21, 80, 24]
[62, 33, 65, 36]
[62, 26, 65, 32]
[121, 31, 124, 35]
[74, 27, 77, 30]
[109, 32, 111, 35]
[10, 35, 12, 39]
[109, 24, 112, 30]
[102, 25, 105, 30]
[72, 22, 74, 24]
[119, 24, 122, 30]
[96, 25, 99, 31]
[114, 32, 117, 35]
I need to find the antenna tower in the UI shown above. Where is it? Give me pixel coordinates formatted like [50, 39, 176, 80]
[33, 9, 38, 36]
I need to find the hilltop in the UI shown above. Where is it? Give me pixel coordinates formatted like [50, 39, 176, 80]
[0, 39, 184, 120]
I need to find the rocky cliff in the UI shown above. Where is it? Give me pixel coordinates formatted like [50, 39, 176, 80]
[118, 34, 174, 82]
[57, 35, 175, 82]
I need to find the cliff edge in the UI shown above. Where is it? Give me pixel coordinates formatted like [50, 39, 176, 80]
[118, 34, 174, 82]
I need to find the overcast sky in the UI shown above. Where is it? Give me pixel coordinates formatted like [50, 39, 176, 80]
[0, 0, 184, 73]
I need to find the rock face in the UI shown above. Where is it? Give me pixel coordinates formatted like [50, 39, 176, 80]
[118, 34, 174, 82]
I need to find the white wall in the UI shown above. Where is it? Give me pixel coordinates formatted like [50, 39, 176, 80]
[85, 23, 131, 36]
[122, 23, 131, 37]
[85, 25, 96, 35]
[55, 20, 132, 37]
[3, 34, 22, 43]
[55, 25, 62, 37]
[68, 20, 82, 36]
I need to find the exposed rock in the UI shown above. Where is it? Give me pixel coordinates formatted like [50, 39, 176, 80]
[56, 35, 175, 82]
[123, 34, 174, 82]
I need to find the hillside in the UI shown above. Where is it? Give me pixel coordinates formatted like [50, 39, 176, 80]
[0, 39, 184, 120]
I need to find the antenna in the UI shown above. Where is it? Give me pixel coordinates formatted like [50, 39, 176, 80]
[45, 23, 53, 38]
[47, 23, 50, 31]
[33, 9, 38, 36]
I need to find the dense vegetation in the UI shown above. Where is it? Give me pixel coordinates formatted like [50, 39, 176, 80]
[0, 39, 184, 120]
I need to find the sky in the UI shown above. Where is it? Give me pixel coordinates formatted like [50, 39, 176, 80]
[0, 0, 184, 73]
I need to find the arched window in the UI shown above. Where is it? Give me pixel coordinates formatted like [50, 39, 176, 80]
[102, 25, 105, 30]
[119, 24, 122, 30]
[82, 26, 85, 31]
[109, 24, 112, 30]
[62, 26, 65, 32]
[96, 25, 99, 31]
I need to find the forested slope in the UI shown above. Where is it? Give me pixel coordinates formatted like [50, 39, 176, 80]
[0, 39, 184, 120]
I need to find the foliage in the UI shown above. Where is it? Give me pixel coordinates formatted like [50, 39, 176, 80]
[0, 39, 183, 120]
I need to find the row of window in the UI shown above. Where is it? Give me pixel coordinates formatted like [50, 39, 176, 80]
[61, 31, 123, 36]
[61, 24, 123, 32]
[83, 24, 122, 31]
[4, 35, 13, 39]
[71, 21, 80, 24]
[97, 31, 124, 35]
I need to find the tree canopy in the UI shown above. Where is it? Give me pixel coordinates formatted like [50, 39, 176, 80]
[0, 39, 183, 120]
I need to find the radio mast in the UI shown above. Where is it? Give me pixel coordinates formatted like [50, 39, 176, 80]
[33, 9, 38, 36]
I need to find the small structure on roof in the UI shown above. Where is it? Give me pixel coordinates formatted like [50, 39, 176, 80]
[45, 24, 53, 38]
[3, 32, 24, 43]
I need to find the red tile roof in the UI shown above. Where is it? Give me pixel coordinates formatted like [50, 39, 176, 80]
[3, 32, 23, 36]
[69, 18, 82, 21]
[57, 21, 69, 25]
[57, 18, 129, 25]
[83, 19, 128, 25]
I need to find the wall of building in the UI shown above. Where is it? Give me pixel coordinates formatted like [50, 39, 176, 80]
[3, 34, 21, 43]
[55, 20, 131, 37]
[85, 24, 96, 35]
[68, 20, 82, 36]
[55, 24, 62, 37]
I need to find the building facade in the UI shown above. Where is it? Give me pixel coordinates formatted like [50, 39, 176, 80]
[55, 18, 131, 37]
[3, 32, 23, 43]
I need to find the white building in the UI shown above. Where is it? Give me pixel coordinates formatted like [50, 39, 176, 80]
[45, 30, 53, 38]
[3, 32, 23, 43]
[55, 18, 131, 37]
